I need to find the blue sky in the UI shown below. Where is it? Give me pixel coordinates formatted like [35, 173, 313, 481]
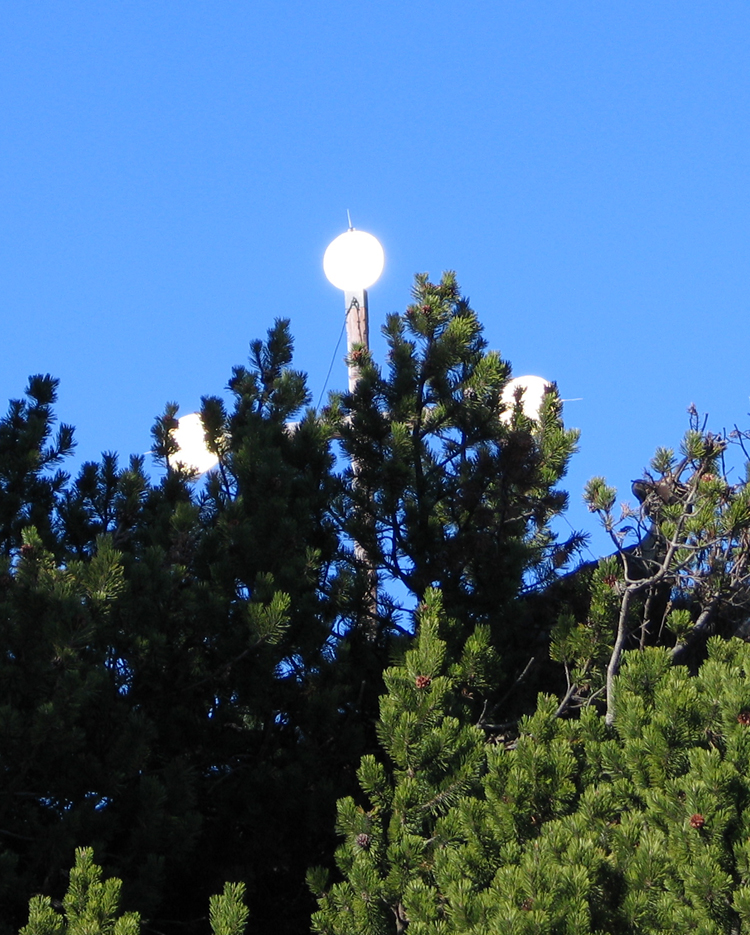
[1, 1, 749, 556]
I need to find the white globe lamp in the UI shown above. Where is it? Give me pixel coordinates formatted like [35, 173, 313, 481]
[168, 412, 220, 475]
[500, 375, 552, 424]
[323, 228, 384, 292]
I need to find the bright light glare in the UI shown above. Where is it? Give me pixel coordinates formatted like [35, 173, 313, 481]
[168, 412, 220, 474]
[500, 375, 551, 423]
[323, 229, 385, 291]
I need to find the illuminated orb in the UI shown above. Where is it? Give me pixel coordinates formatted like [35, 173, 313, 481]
[323, 229, 385, 292]
[500, 375, 552, 423]
[168, 412, 220, 474]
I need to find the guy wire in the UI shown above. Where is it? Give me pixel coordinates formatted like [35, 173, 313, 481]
[316, 313, 348, 410]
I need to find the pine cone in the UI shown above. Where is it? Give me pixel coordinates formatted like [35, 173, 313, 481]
[415, 675, 431, 689]
[690, 813, 705, 829]
[738, 711, 750, 726]
[356, 833, 371, 848]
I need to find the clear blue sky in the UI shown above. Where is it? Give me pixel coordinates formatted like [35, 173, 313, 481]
[2, 1, 749, 556]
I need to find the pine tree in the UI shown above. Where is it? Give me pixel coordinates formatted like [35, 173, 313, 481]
[328, 272, 583, 739]
[0, 323, 347, 934]
[557, 410, 750, 723]
[331, 272, 581, 638]
[20, 848, 140, 935]
[309, 589, 493, 935]
[0, 524, 137, 929]
[19, 848, 248, 935]
[313, 626, 750, 935]
[0, 375, 74, 556]
[428, 638, 750, 935]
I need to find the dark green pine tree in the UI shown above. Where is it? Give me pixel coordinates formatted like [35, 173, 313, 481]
[332, 272, 581, 629]
[0, 323, 351, 935]
[0, 375, 139, 931]
[328, 271, 582, 730]
[144, 319, 356, 931]
[0, 375, 74, 557]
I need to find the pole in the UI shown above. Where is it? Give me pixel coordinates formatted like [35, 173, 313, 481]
[344, 288, 378, 636]
[344, 290, 369, 391]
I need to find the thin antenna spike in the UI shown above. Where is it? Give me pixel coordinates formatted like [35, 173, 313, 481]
[347, 209, 353, 229]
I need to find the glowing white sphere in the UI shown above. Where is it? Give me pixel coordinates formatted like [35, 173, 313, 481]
[323, 229, 385, 291]
[500, 375, 551, 423]
[168, 412, 220, 475]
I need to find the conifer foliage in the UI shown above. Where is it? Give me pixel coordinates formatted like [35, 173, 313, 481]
[567, 412, 750, 723]
[311, 405, 750, 935]
[313, 626, 750, 935]
[19, 848, 248, 935]
[309, 589, 492, 935]
[327, 272, 582, 741]
[0, 375, 74, 556]
[331, 272, 582, 640]
[11, 271, 750, 935]
[0, 328, 344, 934]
